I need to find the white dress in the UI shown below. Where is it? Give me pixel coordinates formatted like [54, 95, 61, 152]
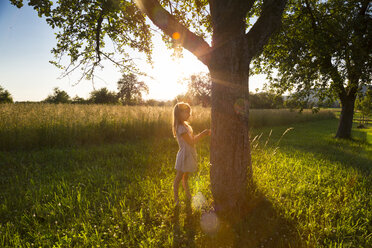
[175, 124, 198, 173]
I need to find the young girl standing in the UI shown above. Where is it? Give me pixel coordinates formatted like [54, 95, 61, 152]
[172, 102, 210, 206]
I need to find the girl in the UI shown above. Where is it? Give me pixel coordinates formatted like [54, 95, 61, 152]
[172, 102, 211, 206]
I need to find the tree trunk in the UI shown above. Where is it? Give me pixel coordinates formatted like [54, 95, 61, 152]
[135, 0, 288, 221]
[209, 38, 252, 220]
[336, 94, 356, 139]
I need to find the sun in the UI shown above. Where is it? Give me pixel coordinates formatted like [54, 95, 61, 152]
[144, 46, 208, 101]
[141, 34, 265, 101]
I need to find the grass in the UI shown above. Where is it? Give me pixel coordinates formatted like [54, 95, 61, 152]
[249, 120, 371, 247]
[0, 104, 334, 151]
[0, 104, 370, 247]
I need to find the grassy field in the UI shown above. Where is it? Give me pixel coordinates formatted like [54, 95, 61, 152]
[0, 104, 335, 151]
[0, 104, 371, 247]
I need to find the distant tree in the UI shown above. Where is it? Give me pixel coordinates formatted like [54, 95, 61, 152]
[44, 87, 71, 103]
[89, 88, 119, 104]
[185, 73, 212, 107]
[356, 87, 372, 126]
[145, 99, 173, 106]
[254, 1, 372, 139]
[145, 99, 158, 106]
[250, 91, 283, 109]
[0, 85, 13, 103]
[117, 73, 149, 105]
[283, 89, 339, 109]
[71, 95, 88, 104]
[173, 93, 194, 106]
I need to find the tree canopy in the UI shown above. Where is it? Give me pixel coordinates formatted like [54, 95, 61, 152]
[254, 0, 372, 97]
[89, 87, 119, 104]
[10, 0, 287, 78]
[117, 73, 149, 105]
[44, 87, 71, 103]
[185, 72, 212, 107]
[253, 0, 372, 138]
[9, 0, 217, 81]
[11, 0, 153, 81]
[0, 85, 14, 103]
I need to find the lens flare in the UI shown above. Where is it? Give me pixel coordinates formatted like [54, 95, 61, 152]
[200, 212, 219, 235]
[172, 32, 181, 40]
[192, 192, 207, 211]
[233, 98, 246, 115]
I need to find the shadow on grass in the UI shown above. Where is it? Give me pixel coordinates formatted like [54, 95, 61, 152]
[231, 189, 301, 248]
[171, 189, 301, 248]
[352, 128, 370, 143]
[255, 119, 372, 174]
[283, 128, 371, 174]
[172, 201, 196, 248]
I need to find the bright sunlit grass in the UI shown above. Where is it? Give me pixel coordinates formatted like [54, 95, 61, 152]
[0, 104, 370, 247]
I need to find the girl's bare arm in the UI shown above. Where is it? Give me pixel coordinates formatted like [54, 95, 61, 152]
[181, 129, 211, 146]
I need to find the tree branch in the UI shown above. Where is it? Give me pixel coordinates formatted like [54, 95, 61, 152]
[95, 11, 104, 64]
[135, 0, 212, 65]
[245, 0, 287, 58]
[322, 55, 347, 98]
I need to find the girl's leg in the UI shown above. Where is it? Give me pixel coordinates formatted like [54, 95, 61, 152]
[182, 173, 191, 200]
[173, 171, 183, 205]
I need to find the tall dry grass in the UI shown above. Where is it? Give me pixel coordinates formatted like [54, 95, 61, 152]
[0, 103, 335, 151]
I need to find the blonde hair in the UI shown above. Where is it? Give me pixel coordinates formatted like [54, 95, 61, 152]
[172, 102, 192, 137]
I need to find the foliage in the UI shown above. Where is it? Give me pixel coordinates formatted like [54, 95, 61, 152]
[253, 0, 371, 138]
[250, 91, 283, 109]
[71, 95, 89, 104]
[185, 72, 212, 107]
[283, 88, 340, 110]
[180, 73, 285, 109]
[0, 85, 13, 103]
[117, 73, 149, 105]
[144, 99, 173, 106]
[88, 87, 119, 104]
[0, 119, 370, 247]
[43, 87, 71, 103]
[8, 0, 214, 80]
[253, 0, 372, 99]
[10, 0, 153, 81]
[9, 0, 287, 82]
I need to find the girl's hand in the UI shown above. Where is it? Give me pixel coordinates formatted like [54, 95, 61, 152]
[203, 129, 211, 136]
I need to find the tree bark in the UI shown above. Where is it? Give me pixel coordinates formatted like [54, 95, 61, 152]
[208, 0, 287, 220]
[209, 38, 251, 219]
[336, 93, 356, 139]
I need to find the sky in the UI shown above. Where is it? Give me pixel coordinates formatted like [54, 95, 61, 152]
[0, 1, 267, 102]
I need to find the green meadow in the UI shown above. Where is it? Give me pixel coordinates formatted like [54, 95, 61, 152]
[0, 104, 371, 247]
